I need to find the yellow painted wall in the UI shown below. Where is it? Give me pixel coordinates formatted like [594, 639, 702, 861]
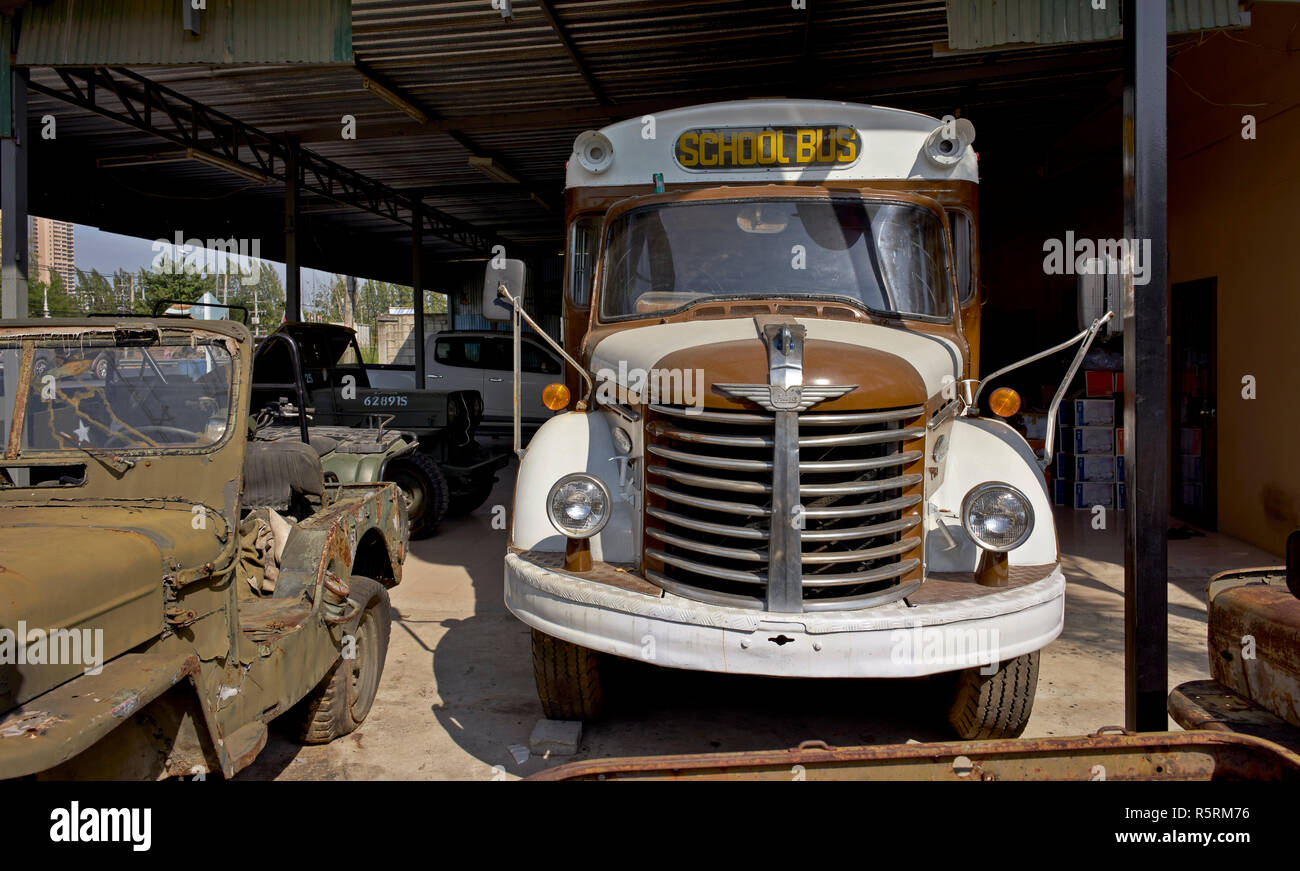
[1168, 4, 1300, 556]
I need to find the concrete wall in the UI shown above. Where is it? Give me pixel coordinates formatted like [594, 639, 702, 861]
[376, 312, 449, 366]
[1167, 3, 1300, 555]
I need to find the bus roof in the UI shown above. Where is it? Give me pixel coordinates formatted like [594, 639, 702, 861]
[565, 99, 978, 189]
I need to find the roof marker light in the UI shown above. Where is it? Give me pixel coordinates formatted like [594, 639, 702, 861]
[574, 130, 615, 174]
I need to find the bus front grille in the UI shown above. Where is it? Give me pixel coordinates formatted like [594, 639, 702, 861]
[642, 403, 926, 611]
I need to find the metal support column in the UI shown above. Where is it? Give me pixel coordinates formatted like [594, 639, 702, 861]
[284, 140, 300, 321]
[1, 70, 27, 319]
[412, 206, 426, 388]
[1, 60, 27, 480]
[1121, 0, 1169, 732]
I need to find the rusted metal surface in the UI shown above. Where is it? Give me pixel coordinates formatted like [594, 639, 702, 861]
[4, 341, 33, 460]
[1206, 568, 1300, 729]
[0, 652, 200, 778]
[527, 730, 1300, 781]
[1170, 679, 1300, 755]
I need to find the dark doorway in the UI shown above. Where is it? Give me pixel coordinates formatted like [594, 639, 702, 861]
[1170, 278, 1218, 530]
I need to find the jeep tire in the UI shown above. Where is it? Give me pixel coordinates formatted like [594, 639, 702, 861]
[295, 576, 391, 744]
[387, 451, 448, 538]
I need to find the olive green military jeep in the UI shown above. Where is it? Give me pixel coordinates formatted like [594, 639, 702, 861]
[0, 317, 408, 779]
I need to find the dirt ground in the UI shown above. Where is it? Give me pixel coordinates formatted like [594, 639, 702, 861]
[240, 463, 1281, 781]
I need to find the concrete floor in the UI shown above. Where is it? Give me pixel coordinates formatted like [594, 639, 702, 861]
[240, 463, 1282, 781]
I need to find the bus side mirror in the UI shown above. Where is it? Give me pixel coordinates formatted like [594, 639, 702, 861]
[482, 259, 526, 322]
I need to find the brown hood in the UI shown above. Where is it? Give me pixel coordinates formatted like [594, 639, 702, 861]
[588, 317, 959, 412]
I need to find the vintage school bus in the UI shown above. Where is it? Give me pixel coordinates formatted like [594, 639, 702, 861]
[484, 100, 1105, 738]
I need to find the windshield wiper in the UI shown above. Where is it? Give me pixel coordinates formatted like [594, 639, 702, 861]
[58, 433, 136, 473]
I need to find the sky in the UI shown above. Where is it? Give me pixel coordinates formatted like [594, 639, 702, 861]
[73, 223, 341, 306]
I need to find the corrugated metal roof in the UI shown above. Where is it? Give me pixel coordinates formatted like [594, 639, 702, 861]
[13, 0, 1154, 276]
[17, 0, 352, 65]
[946, 0, 1249, 51]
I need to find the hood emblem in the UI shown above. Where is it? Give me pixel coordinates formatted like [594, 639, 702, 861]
[714, 383, 855, 412]
[714, 318, 855, 412]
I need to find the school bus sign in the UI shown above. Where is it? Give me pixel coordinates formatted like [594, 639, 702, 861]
[674, 125, 860, 169]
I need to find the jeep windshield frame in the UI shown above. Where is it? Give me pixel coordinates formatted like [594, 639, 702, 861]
[594, 192, 958, 325]
[0, 325, 239, 461]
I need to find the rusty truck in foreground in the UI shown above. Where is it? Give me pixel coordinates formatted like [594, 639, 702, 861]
[0, 317, 407, 779]
[1168, 531, 1300, 752]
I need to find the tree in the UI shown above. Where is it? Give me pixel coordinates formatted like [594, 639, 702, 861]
[224, 262, 285, 336]
[133, 254, 216, 317]
[76, 268, 133, 314]
[28, 271, 77, 317]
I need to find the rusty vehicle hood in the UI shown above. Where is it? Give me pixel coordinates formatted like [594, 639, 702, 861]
[0, 508, 220, 712]
[588, 316, 961, 411]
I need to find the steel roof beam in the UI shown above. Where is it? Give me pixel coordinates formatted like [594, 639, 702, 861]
[27, 66, 510, 256]
[353, 59, 560, 214]
[536, 0, 611, 106]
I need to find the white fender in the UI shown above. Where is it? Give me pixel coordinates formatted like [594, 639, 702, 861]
[511, 410, 639, 563]
[926, 416, 1059, 571]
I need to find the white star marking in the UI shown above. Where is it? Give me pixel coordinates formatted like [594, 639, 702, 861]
[74, 421, 91, 444]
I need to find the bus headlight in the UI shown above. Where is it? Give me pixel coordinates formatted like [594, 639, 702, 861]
[547, 473, 611, 539]
[961, 482, 1033, 552]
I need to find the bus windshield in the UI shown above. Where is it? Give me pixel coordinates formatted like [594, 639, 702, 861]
[598, 197, 953, 321]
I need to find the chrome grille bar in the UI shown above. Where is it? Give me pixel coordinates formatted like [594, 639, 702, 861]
[801, 536, 921, 564]
[646, 443, 773, 472]
[646, 528, 767, 562]
[647, 548, 766, 585]
[646, 506, 768, 540]
[799, 473, 923, 497]
[799, 514, 920, 542]
[646, 483, 770, 516]
[648, 464, 772, 494]
[801, 557, 922, 586]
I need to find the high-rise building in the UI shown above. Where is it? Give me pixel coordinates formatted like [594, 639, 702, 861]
[0, 212, 77, 293]
[30, 216, 77, 292]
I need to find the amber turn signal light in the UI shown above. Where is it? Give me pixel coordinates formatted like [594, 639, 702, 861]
[988, 387, 1021, 418]
[542, 382, 571, 411]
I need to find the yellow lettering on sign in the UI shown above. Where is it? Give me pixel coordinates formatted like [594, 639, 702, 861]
[676, 125, 860, 169]
[836, 127, 858, 162]
[816, 128, 836, 163]
[678, 132, 699, 167]
[717, 131, 739, 166]
[796, 129, 816, 163]
[736, 131, 756, 165]
[698, 131, 718, 167]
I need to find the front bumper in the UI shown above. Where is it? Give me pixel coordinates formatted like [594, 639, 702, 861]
[505, 552, 1065, 678]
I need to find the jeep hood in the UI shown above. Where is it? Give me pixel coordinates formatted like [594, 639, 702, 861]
[589, 317, 962, 411]
[0, 521, 178, 712]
